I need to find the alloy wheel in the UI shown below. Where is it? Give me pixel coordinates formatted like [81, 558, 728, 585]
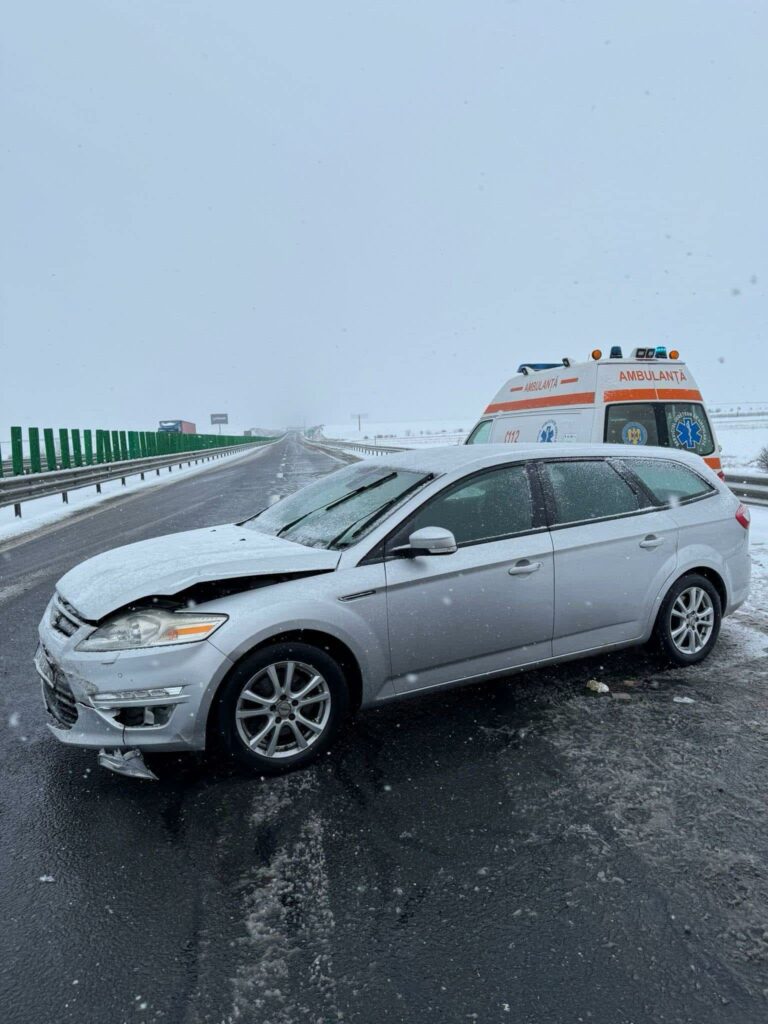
[234, 660, 331, 759]
[669, 586, 715, 655]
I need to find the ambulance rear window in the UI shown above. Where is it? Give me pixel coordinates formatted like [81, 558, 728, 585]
[604, 402, 715, 456]
[604, 404, 660, 446]
[663, 403, 715, 456]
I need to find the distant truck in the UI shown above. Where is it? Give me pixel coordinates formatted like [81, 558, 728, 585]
[158, 420, 196, 434]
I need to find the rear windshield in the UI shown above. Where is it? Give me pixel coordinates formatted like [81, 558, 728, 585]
[604, 402, 715, 456]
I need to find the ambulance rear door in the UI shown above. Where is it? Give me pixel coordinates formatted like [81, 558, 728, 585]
[598, 360, 718, 465]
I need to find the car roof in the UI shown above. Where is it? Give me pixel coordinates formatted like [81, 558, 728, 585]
[364, 443, 708, 475]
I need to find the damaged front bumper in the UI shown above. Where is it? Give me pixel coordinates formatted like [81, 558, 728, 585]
[98, 748, 158, 781]
[35, 600, 233, 753]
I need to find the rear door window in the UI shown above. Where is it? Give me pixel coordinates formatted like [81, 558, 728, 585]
[623, 458, 714, 504]
[543, 459, 641, 525]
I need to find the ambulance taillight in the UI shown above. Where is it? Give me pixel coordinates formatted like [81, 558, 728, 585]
[735, 504, 751, 530]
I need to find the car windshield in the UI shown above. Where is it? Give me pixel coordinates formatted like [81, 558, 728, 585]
[244, 464, 431, 549]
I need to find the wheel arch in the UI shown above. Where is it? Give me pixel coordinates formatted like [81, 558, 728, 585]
[207, 628, 364, 730]
[654, 564, 728, 632]
[671, 565, 727, 611]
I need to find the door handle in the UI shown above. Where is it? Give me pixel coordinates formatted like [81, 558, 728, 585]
[639, 535, 664, 549]
[507, 559, 543, 576]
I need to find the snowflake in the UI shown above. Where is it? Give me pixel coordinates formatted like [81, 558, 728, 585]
[674, 416, 702, 449]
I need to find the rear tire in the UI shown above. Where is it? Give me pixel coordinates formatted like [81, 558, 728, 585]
[652, 573, 722, 666]
[212, 641, 349, 775]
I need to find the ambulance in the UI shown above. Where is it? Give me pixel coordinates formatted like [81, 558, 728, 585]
[466, 346, 723, 478]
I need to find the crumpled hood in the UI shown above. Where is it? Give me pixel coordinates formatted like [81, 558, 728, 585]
[56, 524, 340, 620]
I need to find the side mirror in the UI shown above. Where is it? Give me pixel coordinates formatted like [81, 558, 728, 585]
[392, 526, 458, 557]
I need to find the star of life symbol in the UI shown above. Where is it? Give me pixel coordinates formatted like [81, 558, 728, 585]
[538, 421, 557, 443]
[674, 415, 702, 450]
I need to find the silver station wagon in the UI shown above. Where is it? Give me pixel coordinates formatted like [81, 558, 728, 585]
[36, 444, 751, 778]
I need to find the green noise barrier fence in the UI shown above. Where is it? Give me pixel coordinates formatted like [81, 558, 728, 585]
[0, 426, 269, 477]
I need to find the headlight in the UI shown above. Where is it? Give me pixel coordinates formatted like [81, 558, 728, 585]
[76, 610, 228, 652]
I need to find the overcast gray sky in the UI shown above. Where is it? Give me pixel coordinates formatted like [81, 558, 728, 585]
[2, 0, 767, 435]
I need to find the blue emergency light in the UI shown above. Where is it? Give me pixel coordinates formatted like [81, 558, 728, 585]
[655, 346, 667, 359]
[516, 362, 563, 373]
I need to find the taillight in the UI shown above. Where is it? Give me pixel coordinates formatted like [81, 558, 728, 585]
[717, 470, 725, 481]
[735, 503, 751, 529]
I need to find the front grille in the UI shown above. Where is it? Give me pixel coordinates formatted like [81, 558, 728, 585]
[51, 609, 78, 637]
[38, 648, 79, 728]
[50, 595, 84, 638]
[42, 675, 78, 728]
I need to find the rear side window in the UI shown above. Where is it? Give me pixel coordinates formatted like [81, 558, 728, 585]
[624, 458, 714, 504]
[466, 420, 493, 444]
[543, 460, 640, 525]
[401, 463, 534, 545]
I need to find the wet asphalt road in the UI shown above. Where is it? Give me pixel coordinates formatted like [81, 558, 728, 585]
[1, 434, 768, 1024]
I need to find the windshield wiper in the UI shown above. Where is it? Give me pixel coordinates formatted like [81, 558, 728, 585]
[237, 506, 268, 526]
[275, 473, 397, 539]
[328, 475, 432, 549]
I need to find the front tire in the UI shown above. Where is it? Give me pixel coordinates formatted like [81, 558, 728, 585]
[213, 641, 349, 775]
[653, 573, 722, 666]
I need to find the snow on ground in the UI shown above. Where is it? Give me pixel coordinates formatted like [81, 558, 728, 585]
[0, 444, 272, 545]
[715, 422, 768, 470]
[747, 505, 768, 609]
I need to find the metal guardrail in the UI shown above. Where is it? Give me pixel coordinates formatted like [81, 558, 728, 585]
[0, 442, 273, 517]
[312, 437, 410, 455]
[723, 471, 768, 506]
[711, 409, 768, 420]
